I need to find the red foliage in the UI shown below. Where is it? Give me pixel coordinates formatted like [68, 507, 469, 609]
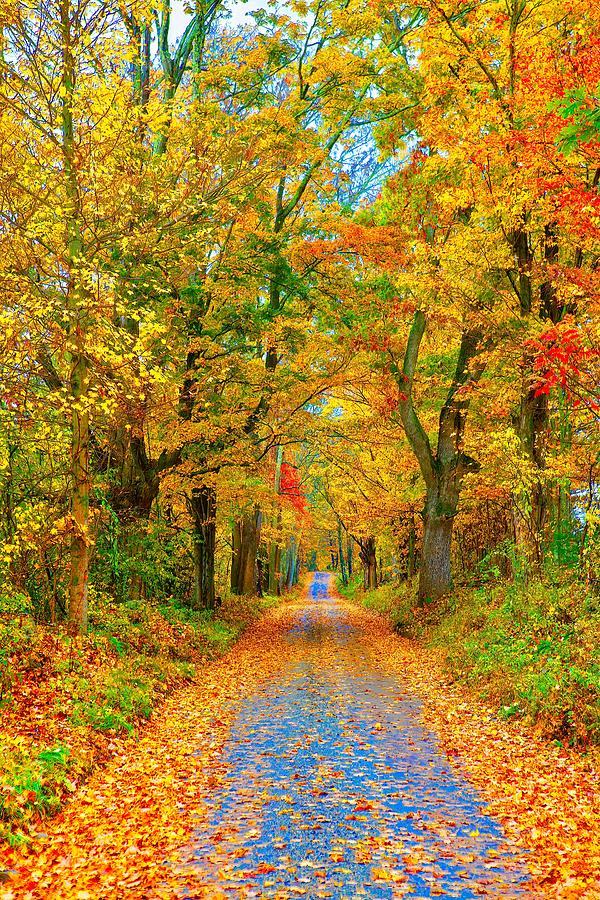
[526, 326, 599, 404]
[280, 462, 306, 515]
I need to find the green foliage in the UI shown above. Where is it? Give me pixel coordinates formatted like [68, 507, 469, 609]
[0, 585, 279, 843]
[69, 668, 155, 734]
[336, 573, 363, 601]
[551, 87, 600, 152]
[0, 738, 72, 844]
[338, 574, 417, 631]
[428, 580, 600, 746]
[350, 571, 600, 746]
[92, 522, 192, 605]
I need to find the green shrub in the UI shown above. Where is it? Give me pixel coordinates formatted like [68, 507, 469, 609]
[0, 577, 279, 843]
[0, 738, 72, 840]
[340, 575, 418, 632]
[69, 667, 155, 734]
[428, 579, 600, 746]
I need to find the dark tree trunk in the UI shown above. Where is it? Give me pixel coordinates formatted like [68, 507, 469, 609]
[510, 220, 562, 572]
[256, 557, 265, 598]
[395, 312, 485, 604]
[268, 542, 282, 595]
[189, 484, 216, 610]
[419, 505, 454, 601]
[347, 536, 353, 576]
[337, 522, 348, 586]
[285, 536, 298, 591]
[329, 537, 338, 570]
[101, 431, 181, 602]
[231, 506, 262, 595]
[513, 348, 549, 572]
[359, 537, 377, 590]
[231, 519, 242, 595]
[407, 516, 417, 579]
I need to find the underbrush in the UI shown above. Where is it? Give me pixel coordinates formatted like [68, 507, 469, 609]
[337, 575, 416, 631]
[341, 573, 600, 748]
[429, 579, 600, 748]
[0, 588, 279, 845]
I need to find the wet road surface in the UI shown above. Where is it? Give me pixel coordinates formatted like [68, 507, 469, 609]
[181, 573, 531, 899]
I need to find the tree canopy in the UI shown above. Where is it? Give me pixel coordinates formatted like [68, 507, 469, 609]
[0, 0, 598, 627]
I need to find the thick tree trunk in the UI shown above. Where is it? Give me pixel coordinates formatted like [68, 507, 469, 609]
[241, 507, 261, 594]
[268, 542, 282, 595]
[231, 507, 262, 595]
[347, 536, 353, 576]
[231, 520, 242, 594]
[419, 507, 454, 601]
[513, 370, 548, 571]
[359, 537, 377, 590]
[268, 447, 283, 594]
[407, 516, 417, 579]
[329, 537, 338, 570]
[190, 484, 216, 609]
[510, 221, 560, 571]
[395, 313, 485, 607]
[285, 536, 299, 591]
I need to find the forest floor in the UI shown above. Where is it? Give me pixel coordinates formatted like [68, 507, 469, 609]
[1, 574, 599, 900]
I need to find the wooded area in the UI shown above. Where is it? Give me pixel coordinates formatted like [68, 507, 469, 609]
[1, 0, 600, 857]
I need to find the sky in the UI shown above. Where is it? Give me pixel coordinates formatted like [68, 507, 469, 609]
[170, 0, 270, 38]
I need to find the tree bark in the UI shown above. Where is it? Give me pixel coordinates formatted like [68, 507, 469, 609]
[510, 220, 561, 571]
[395, 311, 485, 603]
[337, 521, 348, 586]
[419, 507, 453, 602]
[60, 0, 91, 635]
[407, 515, 417, 579]
[268, 542, 282, 595]
[231, 506, 262, 595]
[285, 536, 298, 591]
[230, 519, 242, 595]
[190, 484, 217, 609]
[359, 537, 377, 590]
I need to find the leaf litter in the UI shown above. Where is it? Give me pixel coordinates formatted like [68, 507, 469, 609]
[1, 573, 599, 899]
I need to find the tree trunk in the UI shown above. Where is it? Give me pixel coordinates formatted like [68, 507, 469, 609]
[329, 537, 338, 570]
[286, 536, 298, 591]
[231, 519, 242, 594]
[268, 447, 283, 594]
[407, 516, 416, 579]
[359, 537, 377, 590]
[395, 312, 485, 607]
[512, 380, 548, 572]
[419, 507, 453, 601]
[337, 522, 348, 586]
[268, 542, 282, 595]
[190, 484, 216, 609]
[61, 0, 91, 635]
[231, 506, 262, 595]
[347, 536, 353, 576]
[510, 220, 561, 571]
[68, 355, 90, 634]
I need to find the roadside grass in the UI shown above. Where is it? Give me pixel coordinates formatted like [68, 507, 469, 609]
[337, 574, 416, 631]
[340, 573, 600, 749]
[0, 589, 284, 846]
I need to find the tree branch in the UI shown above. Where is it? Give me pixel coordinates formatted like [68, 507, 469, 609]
[393, 309, 437, 491]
